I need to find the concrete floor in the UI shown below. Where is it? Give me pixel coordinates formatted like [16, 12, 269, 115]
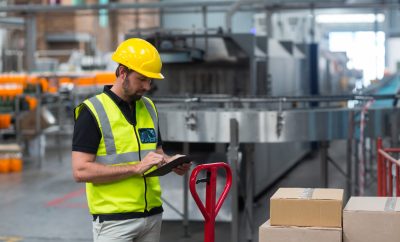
[0, 137, 376, 242]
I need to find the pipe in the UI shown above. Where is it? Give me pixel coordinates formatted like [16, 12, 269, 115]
[378, 149, 400, 167]
[0, 1, 237, 12]
[152, 94, 400, 103]
[225, 0, 244, 33]
[0, 17, 24, 29]
[0, 1, 396, 13]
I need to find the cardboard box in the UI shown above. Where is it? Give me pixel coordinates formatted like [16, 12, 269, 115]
[270, 188, 343, 227]
[259, 220, 342, 242]
[18, 107, 55, 137]
[343, 197, 400, 242]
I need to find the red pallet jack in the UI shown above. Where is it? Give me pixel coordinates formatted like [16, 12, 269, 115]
[190, 162, 232, 242]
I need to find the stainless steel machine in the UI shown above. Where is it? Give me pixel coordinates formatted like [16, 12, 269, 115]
[121, 31, 398, 242]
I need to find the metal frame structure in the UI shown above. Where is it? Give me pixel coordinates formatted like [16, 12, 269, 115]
[0, 1, 397, 72]
[0, 1, 398, 13]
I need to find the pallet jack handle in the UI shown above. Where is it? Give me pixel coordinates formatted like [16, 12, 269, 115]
[189, 162, 232, 242]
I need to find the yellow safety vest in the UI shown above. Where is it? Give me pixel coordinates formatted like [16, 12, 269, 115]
[74, 93, 162, 215]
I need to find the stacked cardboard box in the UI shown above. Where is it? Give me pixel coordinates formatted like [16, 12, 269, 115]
[259, 220, 342, 242]
[259, 188, 344, 242]
[343, 197, 400, 242]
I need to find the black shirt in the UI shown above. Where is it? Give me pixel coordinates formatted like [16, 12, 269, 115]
[72, 85, 162, 154]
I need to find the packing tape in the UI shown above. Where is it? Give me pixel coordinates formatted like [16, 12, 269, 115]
[299, 188, 314, 199]
[384, 197, 397, 211]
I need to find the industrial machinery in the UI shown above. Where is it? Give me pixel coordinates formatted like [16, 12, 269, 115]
[120, 30, 400, 242]
[2, 30, 395, 241]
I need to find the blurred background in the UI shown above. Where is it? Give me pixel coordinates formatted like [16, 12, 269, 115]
[0, 0, 400, 241]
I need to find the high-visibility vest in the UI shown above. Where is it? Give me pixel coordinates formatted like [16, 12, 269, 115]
[74, 93, 162, 214]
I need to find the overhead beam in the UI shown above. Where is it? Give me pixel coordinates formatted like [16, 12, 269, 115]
[0, 1, 397, 13]
[0, 17, 25, 29]
[0, 2, 235, 13]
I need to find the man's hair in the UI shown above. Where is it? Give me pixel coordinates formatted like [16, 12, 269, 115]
[115, 64, 132, 77]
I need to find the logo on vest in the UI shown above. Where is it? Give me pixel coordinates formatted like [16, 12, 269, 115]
[138, 128, 157, 143]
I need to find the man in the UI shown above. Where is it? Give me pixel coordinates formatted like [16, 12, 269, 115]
[72, 38, 191, 242]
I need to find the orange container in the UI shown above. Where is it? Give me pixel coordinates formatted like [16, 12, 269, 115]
[59, 77, 72, 84]
[40, 78, 49, 93]
[48, 86, 58, 93]
[76, 76, 95, 86]
[0, 114, 12, 129]
[95, 72, 115, 85]
[10, 157, 22, 172]
[25, 96, 38, 110]
[0, 157, 10, 173]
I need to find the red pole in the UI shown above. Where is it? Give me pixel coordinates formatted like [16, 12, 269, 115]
[383, 158, 387, 196]
[396, 166, 400, 197]
[384, 148, 400, 152]
[389, 162, 393, 196]
[204, 168, 216, 242]
[377, 138, 383, 196]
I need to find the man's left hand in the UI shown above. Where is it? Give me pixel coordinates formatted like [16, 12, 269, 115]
[172, 162, 192, 176]
[164, 154, 192, 176]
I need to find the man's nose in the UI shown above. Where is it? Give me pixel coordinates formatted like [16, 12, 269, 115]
[143, 79, 152, 91]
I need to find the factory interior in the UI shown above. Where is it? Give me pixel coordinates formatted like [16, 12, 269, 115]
[0, 0, 400, 242]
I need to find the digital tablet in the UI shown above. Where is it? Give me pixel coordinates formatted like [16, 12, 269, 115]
[144, 155, 193, 177]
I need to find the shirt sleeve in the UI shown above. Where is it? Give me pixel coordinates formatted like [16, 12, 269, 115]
[72, 105, 101, 154]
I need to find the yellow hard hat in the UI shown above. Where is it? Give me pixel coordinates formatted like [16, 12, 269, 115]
[112, 38, 164, 79]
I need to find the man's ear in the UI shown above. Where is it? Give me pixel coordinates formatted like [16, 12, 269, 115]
[118, 65, 126, 77]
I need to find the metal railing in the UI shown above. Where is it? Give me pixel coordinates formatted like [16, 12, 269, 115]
[377, 138, 400, 196]
[152, 94, 399, 104]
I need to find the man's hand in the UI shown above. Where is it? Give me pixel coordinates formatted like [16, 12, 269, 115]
[140, 151, 165, 173]
[172, 163, 192, 176]
[166, 154, 192, 176]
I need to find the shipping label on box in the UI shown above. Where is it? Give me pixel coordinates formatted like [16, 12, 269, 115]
[259, 220, 342, 242]
[270, 188, 344, 228]
[344, 197, 400, 242]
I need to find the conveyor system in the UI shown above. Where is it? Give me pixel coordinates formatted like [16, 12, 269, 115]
[155, 93, 400, 242]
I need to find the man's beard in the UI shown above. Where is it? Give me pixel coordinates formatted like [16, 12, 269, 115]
[122, 76, 142, 102]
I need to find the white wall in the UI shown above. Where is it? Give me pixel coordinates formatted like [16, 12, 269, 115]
[387, 37, 400, 73]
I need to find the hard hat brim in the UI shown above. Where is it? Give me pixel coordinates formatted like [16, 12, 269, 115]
[135, 69, 164, 80]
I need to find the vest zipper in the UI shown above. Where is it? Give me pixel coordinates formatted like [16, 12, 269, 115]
[133, 125, 148, 213]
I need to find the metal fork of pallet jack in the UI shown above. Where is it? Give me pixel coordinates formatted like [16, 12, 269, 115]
[190, 162, 232, 242]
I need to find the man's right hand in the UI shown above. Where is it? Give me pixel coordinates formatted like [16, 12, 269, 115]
[139, 151, 165, 174]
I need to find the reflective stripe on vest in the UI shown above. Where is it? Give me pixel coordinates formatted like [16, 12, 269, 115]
[88, 96, 117, 155]
[142, 97, 158, 140]
[95, 150, 154, 165]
